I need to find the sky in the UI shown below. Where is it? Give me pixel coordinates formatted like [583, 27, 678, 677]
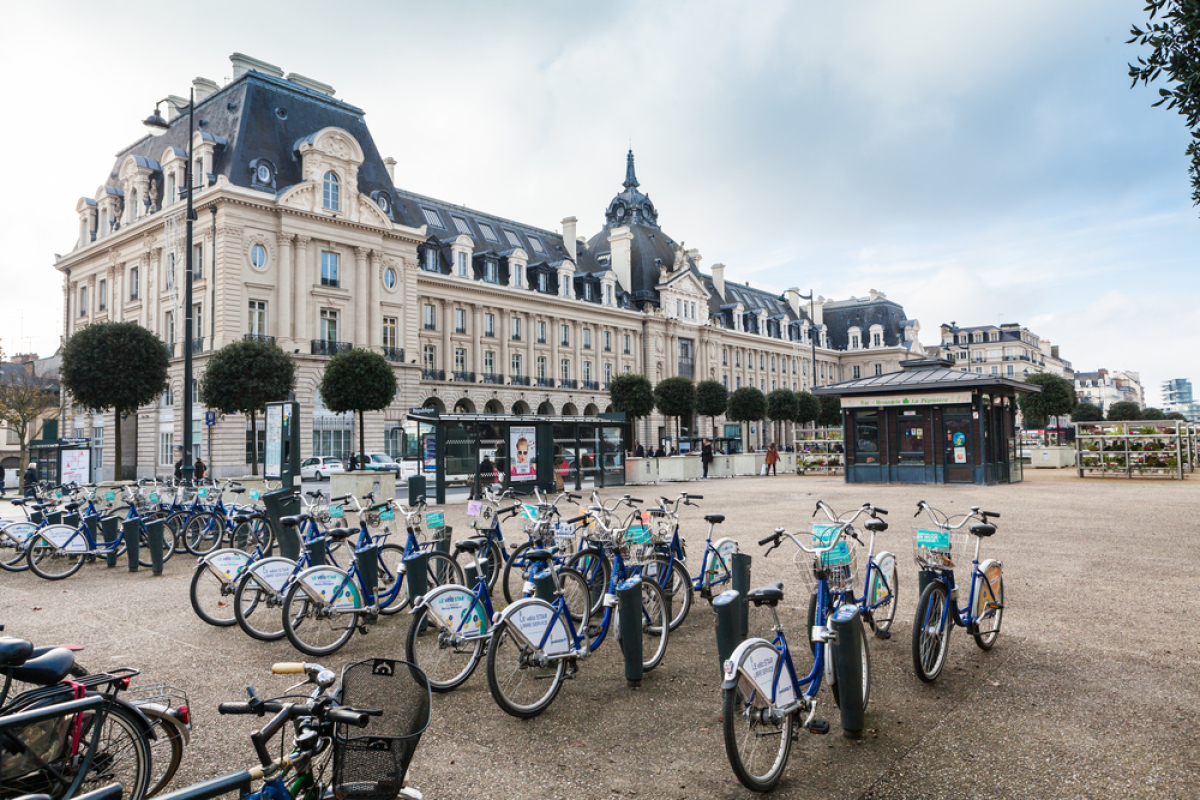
[1, 0, 1196, 406]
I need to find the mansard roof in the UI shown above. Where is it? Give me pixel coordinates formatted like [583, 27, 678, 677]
[822, 295, 911, 349]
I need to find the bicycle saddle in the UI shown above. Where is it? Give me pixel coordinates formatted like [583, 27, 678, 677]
[231, 487, 247, 494]
[280, 514, 312, 528]
[8, 646, 75, 685]
[704, 513, 725, 524]
[10, 498, 24, 506]
[523, 548, 554, 563]
[866, 519, 888, 533]
[454, 537, 488, 554]
[64, 502, 81, 512]
[0, 636, 34, 668]
[970, 523, 996, 537]
[746, 582, 785, 607]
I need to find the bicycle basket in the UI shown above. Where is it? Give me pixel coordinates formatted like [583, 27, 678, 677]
[0, 714, 70, 780]
[796, 524, 858, 593]
[913, 528, 969, 570]
[333, 658, 431, 800]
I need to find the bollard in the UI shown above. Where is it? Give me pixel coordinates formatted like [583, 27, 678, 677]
[432, 526, 452, 584]
[463, 558, 480, 589]
[123, 519, 140, 571]
[83, 513, 100, 547]
[731, 551, 752, 641]
[357, 545, 379, 597]
[305, 537, 327, 567]
[532, 565, 557, 603]
[63, 513, 81, 530]
[404, 549, 429, 604]
[918, 569, 933, 598]
[47, 511, 63, 526]
[830, 604, 868, 739]
[30, 510, 43, 525]
[100, 516, 119, 567]
[713, 589, 742, 670]
[262, 488, 300, 560]
[146, 519, 165, 575]
[617, 575, 643, 686]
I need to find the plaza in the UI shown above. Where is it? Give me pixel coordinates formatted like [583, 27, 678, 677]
[2, 470, 1195, 799]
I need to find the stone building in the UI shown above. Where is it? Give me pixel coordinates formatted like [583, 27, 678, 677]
[55, 55, 923, 480]
[928, 323, 1073, 381]
[1074, 369, 1145, 413]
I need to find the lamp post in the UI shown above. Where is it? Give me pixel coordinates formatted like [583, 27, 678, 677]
[143, 90, 197, 484]
[798, 290, 817, 389]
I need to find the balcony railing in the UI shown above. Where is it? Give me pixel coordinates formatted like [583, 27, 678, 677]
[190, 336, 206, 354]
[453, 371, 475, 383]
[164, 342, 176, 357]
[382, 346, 405, 363]
[244, 333, 275, 345]
[560, 378, 577, 389]
[482, 372, 503, 385]
[511, 333, 522, 341]
[311, 339, 353, 356]
[536, 377, 555, 388]
[421, 368, 445, 381]
[511, 375, 530, 386]
[582, 380, 600, 391]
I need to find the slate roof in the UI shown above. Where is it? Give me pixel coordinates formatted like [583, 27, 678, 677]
[814, 358, 1039, 396]
[822, 296, 911, 349]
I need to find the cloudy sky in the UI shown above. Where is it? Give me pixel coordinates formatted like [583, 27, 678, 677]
[2, 1, 1196, 405]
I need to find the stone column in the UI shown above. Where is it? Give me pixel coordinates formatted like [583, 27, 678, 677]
[367, 250, 380, 348]
[441, 300, 452, 376]
[277, 233, 293, 342]
[499, 309, 509, 381]
[294, 236, 310, 345]
[354, 247, 369, 347]
[549, 315, 559, 388]
[471, 304, 482, 375]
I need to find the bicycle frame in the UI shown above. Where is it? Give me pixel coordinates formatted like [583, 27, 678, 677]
[922, 550, 998, 631]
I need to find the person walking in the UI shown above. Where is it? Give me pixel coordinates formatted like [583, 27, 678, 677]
[765, 443, 780, 476]
[701, 438, 714, 479]
[23, 462, 37, 498]
[634, 441, 645, 458]
[174, 448, 184, 482]
[194, 457, 207, 481]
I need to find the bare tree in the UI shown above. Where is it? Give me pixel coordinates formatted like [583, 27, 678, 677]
[0, 365, 59, 469]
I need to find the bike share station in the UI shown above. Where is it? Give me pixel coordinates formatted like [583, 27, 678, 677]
[261, 399, 303, 560]
[815, 357, 1039, 485]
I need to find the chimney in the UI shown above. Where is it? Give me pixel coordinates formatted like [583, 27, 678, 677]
[192, 77, 219, 102]
[561, 216, 577, 267]
[785, 287, 801, 316]
[166, 94, 188, 121]
[811, 296, 826, 327]
[608, 226, 634, 296]
[383, 157, 397, 183]
[229, 53, 284, 80]
[285, 72, 336, 96]
[711, 263, 725, 299]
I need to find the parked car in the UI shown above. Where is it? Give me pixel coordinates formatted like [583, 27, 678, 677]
[301, 456, 345, 481]
[362, 452, 420, 479]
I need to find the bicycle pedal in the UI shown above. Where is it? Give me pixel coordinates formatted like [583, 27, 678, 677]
[585, 625, 602, 638]
[565, 658, 579, 678]
[358, 625, 370, 634]
[874, 630, 891, 640]
[806, 719, 830, 735]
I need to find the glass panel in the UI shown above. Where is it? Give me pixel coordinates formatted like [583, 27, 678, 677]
[899, 414, 924, 463]
[853, 411, 880, 464]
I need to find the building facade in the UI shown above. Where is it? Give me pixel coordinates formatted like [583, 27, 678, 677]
[1074, 369, 1145, 413]
[56, 54, 923, 480]
[1160, 378, 1196, 419]
[927, 323, 1073, 381]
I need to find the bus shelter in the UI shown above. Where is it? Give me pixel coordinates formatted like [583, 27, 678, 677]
[405, 410, 630, 504]
[815, 358, 1039, 485]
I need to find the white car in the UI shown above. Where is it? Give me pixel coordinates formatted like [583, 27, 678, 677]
[301, 456, 345, 481]
[362, 452, 420, 479]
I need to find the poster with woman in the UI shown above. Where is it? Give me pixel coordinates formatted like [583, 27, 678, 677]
[510, 426, 537, 481]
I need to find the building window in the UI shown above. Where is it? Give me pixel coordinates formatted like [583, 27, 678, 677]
[248, 301, 267, 336]
[98, 279, 106, 310]
[423, 247, 439, 272]
[511, 316, 522, 340]
[623, 334, 631, 354]
[503, 229, 521, 248]
[760, 354, 765, 370]
[484, 351, 495, 374]
[722, 348, 728, 366]
[456, 252, 468, 276]
[420, 207, 442, 227]
[382, 317, 398, 349]
[537, 272, 548, 293]
[722, 375, 728, 389]
[165, 310, 175, 344]
[735, 351, 741, 367]
[251, 243, 267, 269]
[537, 321, 546, 343]
[850, 333, 860, 349]
[193, 243, 204, 280]
[604, 363, 612, 384]
[423, 304, 436, 330]
[583, 328, 591, 349]
[606, 285, 613, 305]
[321, 251, 340, 287]
[320, 309, 339, 342]
[162, 384, 174, 406]
[484, 261, 498, 283]
[874, 363, 883, 376]
[561, 359, 570, 383]
[484, 313, 495, 337]
[872, 332, 882, 347]
[323, 171, 340, 211]
[624, 364, 632, 374]
[159, 432, 174, 465]
[676, 299, 681, 317]
[560, 324, 569, 347]
[537, 356, 547, 379]
[603, 331, 611, 351]
[454, 308, 466, 333]
[455, 348, 467, 373]
[384, 268, 397, 289]
[166, 253, 176, 290]
[583, 361, 592, 382]
[479, 222, 498, 243]
[853, 365, 861, 379]
[423, 344, 436, 371]
[513, 263, 523, 287]
[736, 376, 741, 389]
[79, 285, 88, 316]
[130, 266, 139, 300]
[451, 215, 471, 235]
[511, 353, 522, 377]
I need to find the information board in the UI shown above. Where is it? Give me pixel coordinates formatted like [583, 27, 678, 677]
[265, 404, 282, 479]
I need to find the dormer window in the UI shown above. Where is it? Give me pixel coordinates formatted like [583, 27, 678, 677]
[529, 236, 545, 254]
[503, 230, 521, 248]
[451, 215, 471, 235]
[423, 247, 439, 272]
[484, 260, 498, 283]
[479, 223, 498, 243]
[598, 254, 611, 266]
[421, 207, 442, 228]
[323, 172, 340, 211]
[513, 263, 523, 287]
[537, 272, 548, 293]
[456, 252, 468, 277]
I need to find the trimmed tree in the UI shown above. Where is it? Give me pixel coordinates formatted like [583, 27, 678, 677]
[817, 394, 842, 428]
[319, 349, 398, 471]
[795, 391, 820, 428]
[1140, 406, 1167, 420]
[200, 338, 297, 475]
[1166, 411, 1188, 421]
[1071, 402, 1104, 423]
[0, 367, 59, 472]
[1107, 400, 1142, 421]
[608, 374, 655, 445]
[60, 321, 169, 481]
[695, 379, 729, 440]
[1017, 373, 1078, 443]
[766, 388, 799, 445]
[726, 387, 767, 451]
[654, 376, 696, 450]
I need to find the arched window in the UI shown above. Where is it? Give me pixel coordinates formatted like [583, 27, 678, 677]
[323, 171, 340, 211]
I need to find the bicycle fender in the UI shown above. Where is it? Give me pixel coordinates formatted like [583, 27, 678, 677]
[722, 638, 798, 708]
[414, 584, 488, 637]
[495, 598, 571, 656]
[706, 538, 739, 580]
[35, 524, 89, 553]
[242, 556, 298, 594]
[973, 559, 1003, 617]
[104, 694, 158, 742]
[293, 565, 362, 609]
[871, 550, 897, 603]
[198, 548, 254, 581]
[133, 701, 191, 746]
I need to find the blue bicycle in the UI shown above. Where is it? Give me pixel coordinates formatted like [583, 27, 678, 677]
[722, 523, 872, 791]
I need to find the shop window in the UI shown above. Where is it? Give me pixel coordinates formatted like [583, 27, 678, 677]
[853, 412, 880, 464]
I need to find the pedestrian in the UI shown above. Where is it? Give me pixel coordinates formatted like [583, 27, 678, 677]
[765, 443, 779, 476]
[0, 462, 6, 497]
[654, 445, 666, 458]
[174, 447, 184, 482]
[701, 438, 714, 479]
[23, 462, 37, 498]
[348, 452, 357, 471]
[194, 457, 207, 481]
[634, 440, 646, 458]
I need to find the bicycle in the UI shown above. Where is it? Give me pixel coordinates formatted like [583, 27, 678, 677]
[910, 501, 1005, 683]
[496, 488, 583, 605]
[805, 501, 898, 646]
[722, 523, 872, 792]
[188, 516, 275, 628]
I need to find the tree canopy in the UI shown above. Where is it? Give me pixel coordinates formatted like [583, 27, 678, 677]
[726, 387, 767, 422]
[766, 388, 799, 422]
[1071, 402, 1105, 422]
[655, 376, 695, 445]
[320, 349, 398, 468]
[1107, 400, 1143, 421]
[608, 374, 655, 424]
[817, 395, 842, 427]
[1140, 406, 1167, 420]
[0, 367, 58, 470]
[1017, 373, 1077, 430]
[60, 321, 169, 480]
[200, 339, 296, 475]
[695, 379, 728, 419]
[795, 391, 820, 425]
[1166, 411, 1189, 420]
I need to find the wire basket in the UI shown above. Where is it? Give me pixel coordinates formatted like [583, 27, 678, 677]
[913, 528, 970, 570]
[795, 524, 859, 594]
[333, 658, 431, 800]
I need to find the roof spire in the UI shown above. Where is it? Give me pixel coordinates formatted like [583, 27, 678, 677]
[623, 149, 639, 189]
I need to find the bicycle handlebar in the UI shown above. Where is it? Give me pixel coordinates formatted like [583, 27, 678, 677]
[567, 513, 590, 525]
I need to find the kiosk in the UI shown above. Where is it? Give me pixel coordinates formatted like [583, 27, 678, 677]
[815, 358, 1039, 486]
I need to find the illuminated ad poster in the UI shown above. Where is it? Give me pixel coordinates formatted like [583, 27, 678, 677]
[510, 426, 537, 482]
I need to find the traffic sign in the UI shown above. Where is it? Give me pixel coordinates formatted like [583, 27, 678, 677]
[205, 411, 217, 426]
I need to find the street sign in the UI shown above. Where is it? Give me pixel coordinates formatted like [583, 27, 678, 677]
[205, 411, 217, 426]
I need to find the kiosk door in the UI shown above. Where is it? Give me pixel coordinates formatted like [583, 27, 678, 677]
[944, 415, 973, 483]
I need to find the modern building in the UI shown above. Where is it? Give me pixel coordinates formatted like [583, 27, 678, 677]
[927, 323, 1072, 381]
[55, 53, 924, 480]
[1160, 378, 1197, 420]
[1074, 369, 1145, 413]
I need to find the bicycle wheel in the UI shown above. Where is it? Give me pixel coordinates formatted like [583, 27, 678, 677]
[231, 517, 273, 553]
[867, 555, 899, 635]
[77, 700, 153, 800]
[617, 578, 669, 671]
[557, 566, 592, 625]
[137, 705, 186, 797]
[912, 578, 952, 682]
[723, 670, 794, 792]
[485, 618, 566, 718]
[375, 544, 409, 615]
[500, 541, 535, 606]
[455, 539, 502, 592]
[138, 523, 175, 568]
[1, 523, 37, 572]
[643, 556, 692, 632]
[183, 512, 224, 555]
[806, 590, 846, 653]
[188, 563, 239, 627]
[282, 578, 358, 656]
[26, 534, 86, 580]
[164, 511, 189, 554]
[972, 562, 1004, 651]
[831, 622, 871, 710]
[234, 568, 286, 641]
[405, 594, 486, 692]
[567, 548, 611, 617]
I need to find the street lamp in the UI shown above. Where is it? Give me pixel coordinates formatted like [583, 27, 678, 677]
[798, 290, 817, 389]
[143, 89, 198, 484]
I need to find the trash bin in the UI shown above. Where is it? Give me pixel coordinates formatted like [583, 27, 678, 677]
[262, 488, 301, 560]
[407, 475, 426, 504]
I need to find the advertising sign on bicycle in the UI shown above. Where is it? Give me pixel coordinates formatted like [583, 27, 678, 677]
[207, 550, 253, 581]
[428, 588, 487, 637]
[38, 525, 89, 553]
[812, 524, 852, 566]
[510, 602, 571, 656]
[301, 568, 363, 610]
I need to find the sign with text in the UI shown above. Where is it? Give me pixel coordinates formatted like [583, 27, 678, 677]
[843, 391, 973, 409]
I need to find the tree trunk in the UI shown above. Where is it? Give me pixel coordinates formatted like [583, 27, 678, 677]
[113, 410, 123, 483]
[249, 409, 258, 476]
[359, 410, 366, 472]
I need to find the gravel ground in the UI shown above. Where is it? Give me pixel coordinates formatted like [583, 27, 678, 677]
[3, 469, 1198, 799]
